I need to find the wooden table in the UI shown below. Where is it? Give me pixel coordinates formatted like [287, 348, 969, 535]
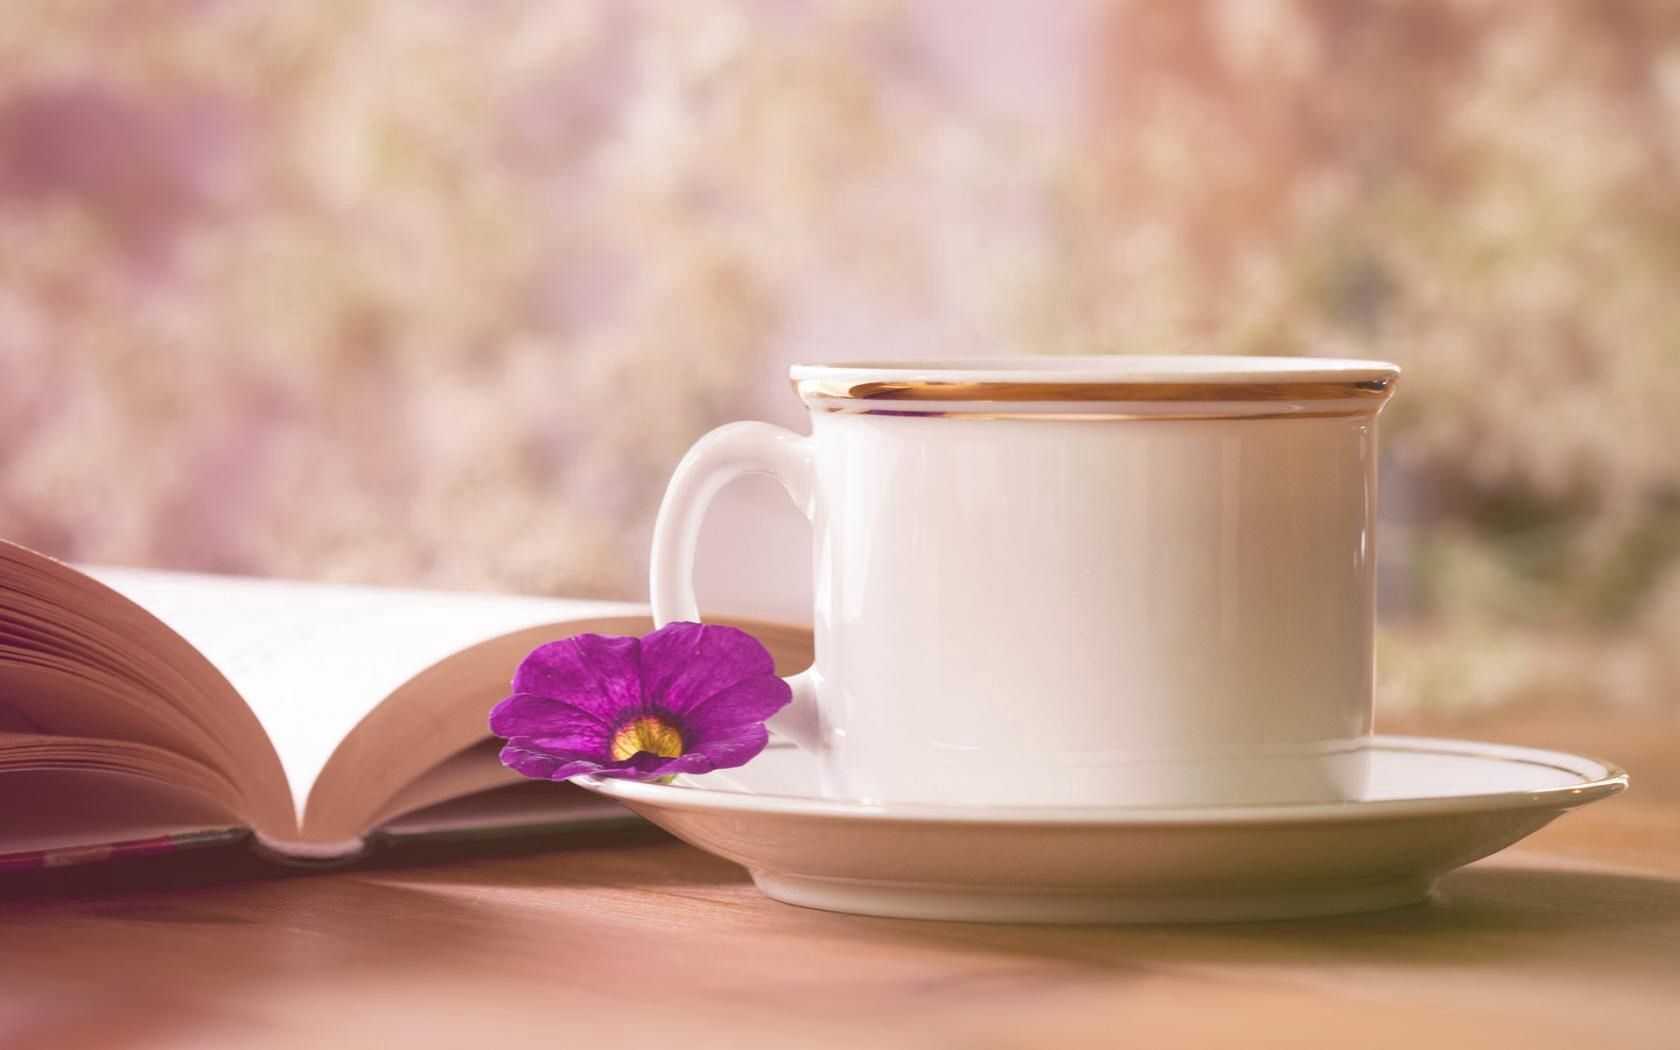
[4, 703, 1677, 1049]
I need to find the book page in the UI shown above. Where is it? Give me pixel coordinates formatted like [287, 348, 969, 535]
[86, 568, 641, 819]
[0, 768, 242, 857]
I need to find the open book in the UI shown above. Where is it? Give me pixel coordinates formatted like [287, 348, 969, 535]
[0, 541, 809, 870]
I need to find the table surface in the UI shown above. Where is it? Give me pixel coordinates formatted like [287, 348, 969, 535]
[3, 703, 1677, 1050]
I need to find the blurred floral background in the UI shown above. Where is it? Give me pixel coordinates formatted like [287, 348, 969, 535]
[1, 0, 1676, 717]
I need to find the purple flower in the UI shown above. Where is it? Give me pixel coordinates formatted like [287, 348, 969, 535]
[489, 622, 792, 783]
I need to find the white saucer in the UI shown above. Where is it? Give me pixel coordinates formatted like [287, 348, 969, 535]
[578, 735, 1626, 924]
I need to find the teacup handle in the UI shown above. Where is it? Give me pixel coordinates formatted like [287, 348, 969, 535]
[649, 421, 821, 750]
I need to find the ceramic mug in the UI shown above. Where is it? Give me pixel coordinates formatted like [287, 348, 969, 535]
[650, 356, 1400, 807]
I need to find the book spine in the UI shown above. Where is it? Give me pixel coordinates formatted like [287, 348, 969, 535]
[249, 832, 370, 866]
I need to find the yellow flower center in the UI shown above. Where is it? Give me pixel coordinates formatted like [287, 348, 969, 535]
[610, 715, 685, 761]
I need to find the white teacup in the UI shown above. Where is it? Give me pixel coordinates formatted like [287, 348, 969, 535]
[651, 356, 1399, 807]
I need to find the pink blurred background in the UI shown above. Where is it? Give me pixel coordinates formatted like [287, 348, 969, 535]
[2, 1, 1677, 715]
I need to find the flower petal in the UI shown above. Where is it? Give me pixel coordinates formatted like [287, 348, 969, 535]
[680, 676, 791, 741]
[497, 743, 611, 782]
[639, 622, 778, 715]
[679, 723, 770, 772]
[510, 634, 643, 721]
[493, 624, 786, 785]
[585, 750, 716, 781]
[489, 692, 614, 749]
